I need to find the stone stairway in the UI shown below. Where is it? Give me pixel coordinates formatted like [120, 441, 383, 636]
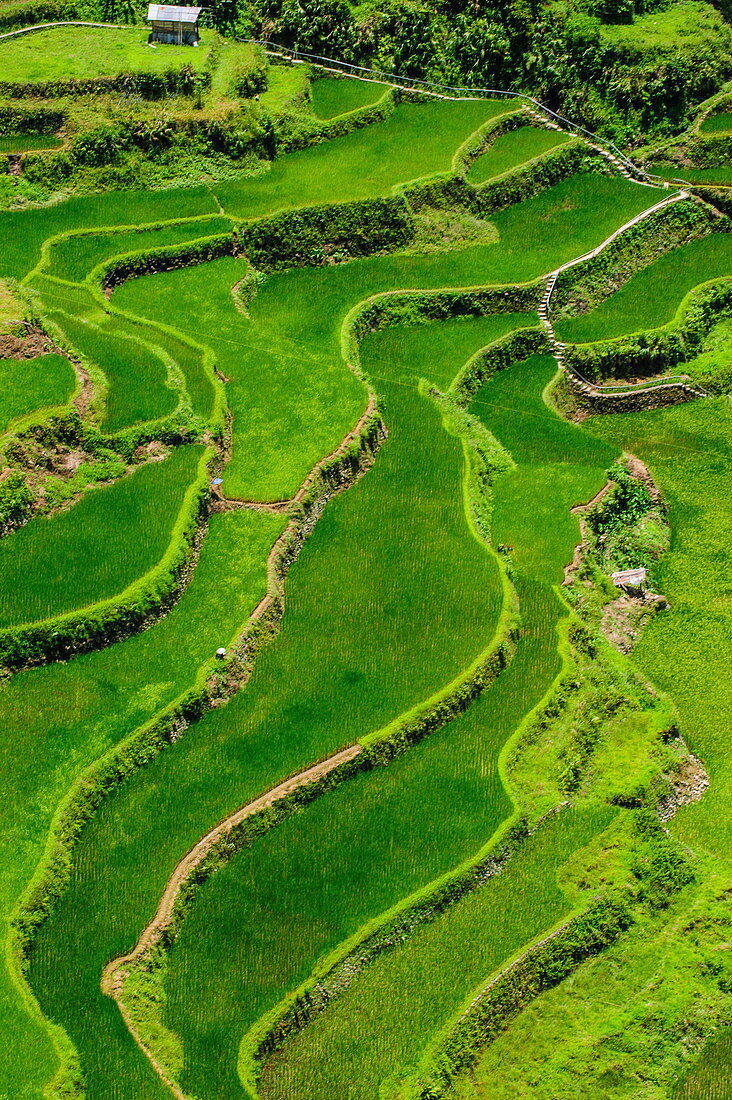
[538, 271, 708, 406]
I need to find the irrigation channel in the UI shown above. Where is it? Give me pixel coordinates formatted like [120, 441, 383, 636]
[0, 46, 723, 1100]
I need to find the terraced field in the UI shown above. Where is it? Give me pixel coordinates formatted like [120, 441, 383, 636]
[0, 42, 730, 1100]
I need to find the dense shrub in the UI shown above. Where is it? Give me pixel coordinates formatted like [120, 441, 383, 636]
[0, 472, 33, 535]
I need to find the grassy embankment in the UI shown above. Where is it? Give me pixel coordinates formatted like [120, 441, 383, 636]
[0, 26, 213, 83]
[442, 396, 732, 1099]
[0, 508, 282, 1100]
[0, 352, 75, 431]
[467, 125, 575, 185]
[0, 444, 200, 627]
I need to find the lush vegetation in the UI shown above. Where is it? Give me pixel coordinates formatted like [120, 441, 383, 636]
[556, 234, 732, 344]
[0, 508, 281, 1100]
[116, 173, 657, 500]
[28, 311, 519, 1097]
[0, 32, 729, 1100]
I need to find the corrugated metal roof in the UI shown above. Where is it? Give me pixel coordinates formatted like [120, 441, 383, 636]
[147, 4, 202, 22]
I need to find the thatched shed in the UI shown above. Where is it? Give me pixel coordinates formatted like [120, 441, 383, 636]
[147, 4, 201, 45]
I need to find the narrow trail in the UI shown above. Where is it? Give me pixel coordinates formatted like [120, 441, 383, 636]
[536, 191, 711, 403]
[101, 743, 362, 998]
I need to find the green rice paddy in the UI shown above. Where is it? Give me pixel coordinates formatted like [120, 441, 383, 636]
[126, 352, 615, 1098]
[698, 111, 732, 134]
[28, 314, 522, 1097]
[260, 806, 613, 1100]
[467, 125, 575, 185]
[50, 312, 177, 430]
[310, 76, 387, 119]
[0, 445, 201, 627]
[555, 232, 732, 344]
[0, 73, 727, 1100]
[116, 174, 657, 500]
[0, 352, 75, 430]
[44, 216, 233, 283]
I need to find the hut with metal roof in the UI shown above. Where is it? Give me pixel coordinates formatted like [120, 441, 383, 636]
[147, 4, 202, 45]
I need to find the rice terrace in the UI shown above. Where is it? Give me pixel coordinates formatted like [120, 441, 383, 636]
[0, 0, 731, 1096]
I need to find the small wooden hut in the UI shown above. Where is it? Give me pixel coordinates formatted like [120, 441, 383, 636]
[147, 4, 202, 45]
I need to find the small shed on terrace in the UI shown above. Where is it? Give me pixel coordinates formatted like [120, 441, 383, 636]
[147, 4, 202, 45]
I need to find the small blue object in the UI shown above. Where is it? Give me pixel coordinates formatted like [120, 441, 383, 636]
[212, 478, 223, 485]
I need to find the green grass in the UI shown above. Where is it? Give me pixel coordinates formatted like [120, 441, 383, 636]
[116, 173, 659, 500]
[0, 26, 211, 84]
[555, 233, 732, 344]
[310, 76, 387, 119]
[599, 2, 731, 50]
[27, 314, 526, 1098]
[31, 275, 217, 422]
[0, 508, 281, 1100]
[44, 216, 233, 283]
[0, 133, 62, 153]
[257, 63, 309, 112]
[260, 806, 613, 1100]
[588, 400, 732, 861]
[467, 125, 574, 185]
[0, 444, 201, 627]
[95, 352, 612, 1098]
[0, 352, 75, 430]
[699, 111, 732, 134]
[648, 162, 732, 185]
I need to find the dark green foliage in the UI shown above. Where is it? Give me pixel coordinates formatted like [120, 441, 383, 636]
[630, 810, 696, 910]
[240, 195, 415, 269]
[258, 0, 356, 58]
[589, 462, 654, 540]
[0, 0, 79, 30]
[0, 471, 33, 535]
